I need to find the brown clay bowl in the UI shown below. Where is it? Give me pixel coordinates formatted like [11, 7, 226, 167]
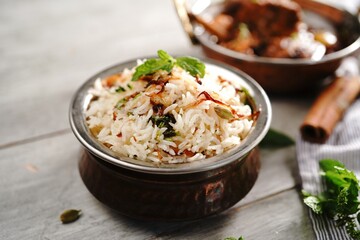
[174, 0, 360, 94]
[69, 58, 271, 221]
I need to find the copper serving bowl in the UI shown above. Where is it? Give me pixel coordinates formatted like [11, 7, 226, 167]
[174, 0, 360, 93]
[69, 58, 271, 221]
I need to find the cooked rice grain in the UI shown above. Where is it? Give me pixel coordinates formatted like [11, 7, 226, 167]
[86, 64, 255, 163]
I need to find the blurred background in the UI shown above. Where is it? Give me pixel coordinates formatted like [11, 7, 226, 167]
[0, 0, 199, 146]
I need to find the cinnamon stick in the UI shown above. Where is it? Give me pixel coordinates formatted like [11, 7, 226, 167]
[300, 76, 360, 143]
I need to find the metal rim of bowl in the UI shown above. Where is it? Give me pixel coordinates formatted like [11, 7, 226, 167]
[69, 57, 272, 175]
[196, 31, 360, 65]
[182, 0, 360, 65]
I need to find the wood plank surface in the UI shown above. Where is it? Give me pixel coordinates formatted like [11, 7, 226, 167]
[0, 132, 314, 240]
[1, 0, 343, 239]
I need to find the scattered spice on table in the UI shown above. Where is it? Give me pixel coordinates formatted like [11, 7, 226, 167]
[60, 209, 82, 224]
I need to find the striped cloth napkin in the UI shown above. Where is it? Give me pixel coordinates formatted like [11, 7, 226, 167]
[296, 99, 360, 240]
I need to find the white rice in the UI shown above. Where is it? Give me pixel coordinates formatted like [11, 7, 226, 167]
[85, 63, 256, 164]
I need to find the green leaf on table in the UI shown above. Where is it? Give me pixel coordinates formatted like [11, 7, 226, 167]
[303, 195, 323, 214]
[319, 159, 345, 173]
[259, 128, 295, 149]
[302, 159, 360, 239]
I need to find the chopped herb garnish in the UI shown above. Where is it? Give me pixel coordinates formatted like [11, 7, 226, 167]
[127, 83, 133, 90]
[115, 98, 127, 109]
[60, 209, 82, 224]
[115, 86, 126, 93]
[163, 129, 177, 138]
[132, 50, 205, 81]
[115, 92, 142, 109]
[150, 113, 177, 138]
[303, 159, 360, 239]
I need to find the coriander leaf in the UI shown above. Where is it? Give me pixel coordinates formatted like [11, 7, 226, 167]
[175, 56, 205, 78]
[115, 86, 126, 93]
[259, 128, 295, 149]
[150, 113, 177, 138]
[132, 58, 174, 81]
[163, 129, 177, 138]
[115, 98, 127, 109]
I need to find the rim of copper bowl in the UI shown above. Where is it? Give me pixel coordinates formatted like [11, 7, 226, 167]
[176, 0, 360, 65]
[196, 30, 360, 65]
[69, 57, 272, 175]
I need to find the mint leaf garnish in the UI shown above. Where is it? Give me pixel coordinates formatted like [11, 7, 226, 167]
[131, 57, 174, 81]
[176, 56, 205, 78]
[132, 50, 205, 81]
[158, 49, 175, 62]
[302, 159, 360, 239]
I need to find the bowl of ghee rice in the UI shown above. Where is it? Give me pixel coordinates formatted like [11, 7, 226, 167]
[70, 50, 271, 220]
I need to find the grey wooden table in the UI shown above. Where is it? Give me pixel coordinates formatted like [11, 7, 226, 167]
[2, 0, 357, 239]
